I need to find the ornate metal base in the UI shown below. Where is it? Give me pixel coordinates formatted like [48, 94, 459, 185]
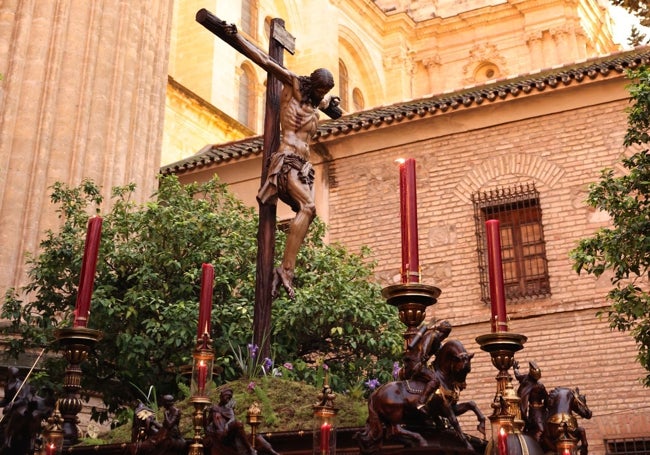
[382, 283, 441, 342]
[188, 396, 210, 455]
[55, 327, 102, 447]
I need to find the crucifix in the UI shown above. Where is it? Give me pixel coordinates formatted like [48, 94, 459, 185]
[196, 9, 342, 357]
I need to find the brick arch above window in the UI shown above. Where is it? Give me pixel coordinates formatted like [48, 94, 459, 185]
[454, 153, 565, 203]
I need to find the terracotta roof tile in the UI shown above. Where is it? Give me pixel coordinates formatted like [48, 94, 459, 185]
[161, 47, 650, 175]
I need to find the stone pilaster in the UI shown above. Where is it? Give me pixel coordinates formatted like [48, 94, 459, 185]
[0, 0, 173, 291]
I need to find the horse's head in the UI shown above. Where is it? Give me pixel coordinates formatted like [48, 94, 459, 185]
[571, 388, 593, 420]
[548, 387, 593, 420]
[433, 339, 474, 384]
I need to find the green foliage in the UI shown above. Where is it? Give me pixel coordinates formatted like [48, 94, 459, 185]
[229, 340, 265, 379]
[611, 0, 650, 27]
[271, 228, 403, 390]
[571, 67, 650, 385]
[2, 174, 401, 420]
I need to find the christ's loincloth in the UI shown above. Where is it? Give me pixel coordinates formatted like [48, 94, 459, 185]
[257, 152, 314, 213]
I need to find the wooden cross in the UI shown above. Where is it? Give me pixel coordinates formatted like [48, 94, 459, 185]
[196, 9, 295, 358]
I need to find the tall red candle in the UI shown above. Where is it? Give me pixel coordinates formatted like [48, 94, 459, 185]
[486, 219, 508, 332]
[198, 263, 214, 341]
[197, 359, 207, 393]
[498, 426, 509, 455]
[320, 422, 331, 454]
[74, 216, 103, 328]
[398, 158, 419, 283]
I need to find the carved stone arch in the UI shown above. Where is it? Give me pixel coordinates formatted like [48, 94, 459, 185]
[453, 153, 566, 203]
[462, 43, 508, 85]
[473, 61, 501, 83]
[338, 24, 384, 108]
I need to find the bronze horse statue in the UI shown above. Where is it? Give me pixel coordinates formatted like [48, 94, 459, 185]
[356, 340, 485, 454]
[541, 387, 592, 455]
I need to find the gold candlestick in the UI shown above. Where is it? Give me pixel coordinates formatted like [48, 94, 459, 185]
[55, 327, 102, 447]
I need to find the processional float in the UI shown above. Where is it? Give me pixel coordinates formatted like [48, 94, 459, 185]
[24, 8, 593, 455]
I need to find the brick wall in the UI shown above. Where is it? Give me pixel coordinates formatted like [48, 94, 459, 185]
[322, 91, 648, 454]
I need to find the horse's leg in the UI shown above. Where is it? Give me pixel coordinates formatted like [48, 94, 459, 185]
[453, 400, 486, 435]
[439, 403, 473, 450]
[356, 391, 387, 454]
[385, 424, 427, 447]
[575, 427, 588, 455]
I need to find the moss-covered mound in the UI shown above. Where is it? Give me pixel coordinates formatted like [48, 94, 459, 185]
[93, 378, 368, 444]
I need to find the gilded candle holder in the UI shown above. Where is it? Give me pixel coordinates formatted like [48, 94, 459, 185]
[313, 379, 337, 455]
[55, 326, 102, 447]
[476, 331, 527, 455]
[188, 341, 214, 455]
[382, 283, 441, 347]
[247, 402, 263, 449]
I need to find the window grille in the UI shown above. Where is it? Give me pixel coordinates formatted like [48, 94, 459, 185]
[471, 183, 550, 303]
[606, 438, 650, 455]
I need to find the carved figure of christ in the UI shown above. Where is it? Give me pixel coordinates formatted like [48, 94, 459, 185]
[196, 9, 340, 356]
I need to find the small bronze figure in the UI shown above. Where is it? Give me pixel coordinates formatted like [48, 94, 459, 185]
[513, 360, 548, 441]
[204, 387, 278, 455]
[130, 397, 185, 455]
[131, 401, 162, 443]
[161, 395, 185, 449]
[400, 320, 452, 412]
[512, 361, 592, 455]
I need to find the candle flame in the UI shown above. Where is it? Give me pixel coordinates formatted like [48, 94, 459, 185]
[395, 158, 406, 164]
[499, 427, 506, 436]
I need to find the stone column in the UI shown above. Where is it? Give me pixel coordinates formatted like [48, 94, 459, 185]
[525, 31, 544, 70]
[0, 0, 173, 292]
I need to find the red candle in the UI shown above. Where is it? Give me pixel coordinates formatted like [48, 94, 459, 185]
[197, 263, 214, 341]
[398, 158, 419, 283]
[74, 216, 103, 327]
[197, 359, 207, 393]
[486, 219, 508, 332]
[46, 443, 56, 455]
[498, 426, 508, 455]
[320, 422, 331, 454]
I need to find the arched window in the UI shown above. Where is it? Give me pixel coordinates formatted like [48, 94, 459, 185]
[339, 60, 349, 111]
[238, 66, 256, 129]
[352, 88, 365, 112]
[241, 0, 258, 38]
